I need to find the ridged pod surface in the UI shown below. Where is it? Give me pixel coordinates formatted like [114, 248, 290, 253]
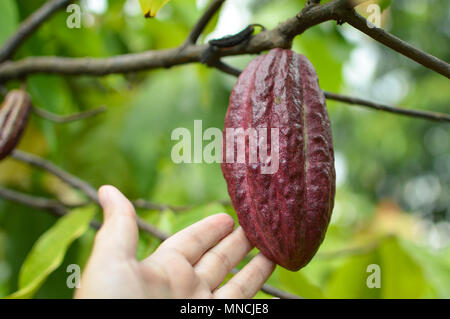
[0, 90, 31, 160]
[221, 48, 335, 271]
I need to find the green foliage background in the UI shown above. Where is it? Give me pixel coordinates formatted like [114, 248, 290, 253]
[0, 0, 448, 298]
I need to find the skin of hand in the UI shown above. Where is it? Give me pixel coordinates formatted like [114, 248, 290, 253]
[74, 185, 275, 299]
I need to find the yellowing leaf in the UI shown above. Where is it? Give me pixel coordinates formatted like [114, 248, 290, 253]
[6, 205, 97, 299]
[139, 0, 171, 18]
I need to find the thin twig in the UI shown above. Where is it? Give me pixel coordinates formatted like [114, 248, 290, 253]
[136, 219, 169, 241]
[10, 149, 170, 241]
[0, 188, 102, 233]
[185, 0, 226, 45]
[213, 60, 242, 77]
[31, 105, 107, 123]
[11, 149, 99, 202]
[324, 91, 450, 122]
[0, 0, 73, 63]
[0, 187, 67, 217]
[260, 283, 302, 299]
[133, 199, 191, 213]
[229, 268, 302, 299]
[133, 198, 233, 213]
[10, 150, 227, 216]
[209, 63, 450, 122]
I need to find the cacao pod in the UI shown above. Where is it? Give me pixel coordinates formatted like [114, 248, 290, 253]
[0, 90, 31, 160]
[221, 48, 335, 271]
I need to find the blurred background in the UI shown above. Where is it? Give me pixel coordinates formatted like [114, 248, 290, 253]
[0, 0, 448, 298]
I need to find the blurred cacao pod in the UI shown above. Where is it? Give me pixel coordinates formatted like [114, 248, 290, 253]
[0, 90, 31, 160]
[221, 48, 335, 271]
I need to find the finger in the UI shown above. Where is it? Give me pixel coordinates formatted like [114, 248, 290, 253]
[93, 185, 138, 259]
[194, 227, 253, 290]
[151, 213, 235, 265]
[214, 253, 275, 299]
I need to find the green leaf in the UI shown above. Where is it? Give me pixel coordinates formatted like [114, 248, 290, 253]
[293, 36, 343, 92]
[6, 206, 97, 299]
[157, 209, 176, 234]
[27, 75, 75, 154]
[325, 237, 428, 298]
[139, 0, 171, 18]
[276, 268, 325, 299]
[379, 237, 427, 298]
[0, 0, 18, 46]
[325, 250, 382, 298]
[400, 241, 450, 298]
[173, 202, 229, 232]
[378, 0, 392, 12]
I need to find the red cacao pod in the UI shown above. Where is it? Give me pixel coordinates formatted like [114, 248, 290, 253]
[0, 90, 31, 160]
[221, 48, 335, 271]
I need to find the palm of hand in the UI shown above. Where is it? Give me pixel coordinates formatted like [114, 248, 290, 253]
[75, 186, 274, 299]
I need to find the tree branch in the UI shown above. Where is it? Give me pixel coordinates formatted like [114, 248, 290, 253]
[133, 198, 232, 213]
[213, 60, 242, 77]
[185, 0, 226, 45]
[8, 149, 224, 241]
[212, 63, 450, 122]
[229, 268, 302, 299]
[323, 91, 450, 122]
[10, 149, 228, 215]
[133, 199, 181, 212]
[11, 149, 99, 202]
[0, 187, 102, 229]
[133, 199, 192, 213]
[0, 0, 73, 63]
[0, 187, 67, 217]
[0, 0, 346, 81]
[0, 46, 201, 81]
[31, 105, 107, 123]
[9, 149, 171, 241]
[338, 8, 450, 78]
[0, 187, 164, 245]
[0, 0, 446, 85]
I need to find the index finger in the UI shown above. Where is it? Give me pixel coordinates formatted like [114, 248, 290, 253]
[151, 213, 235, 265]
[214, 253, 276, 299]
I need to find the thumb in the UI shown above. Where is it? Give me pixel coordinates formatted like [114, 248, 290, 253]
[93, 185, 138, 259]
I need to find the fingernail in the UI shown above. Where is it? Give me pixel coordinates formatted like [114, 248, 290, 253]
[98, 185, 115, 208]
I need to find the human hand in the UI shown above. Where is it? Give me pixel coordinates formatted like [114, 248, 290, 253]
[75, 185, 275, 299]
